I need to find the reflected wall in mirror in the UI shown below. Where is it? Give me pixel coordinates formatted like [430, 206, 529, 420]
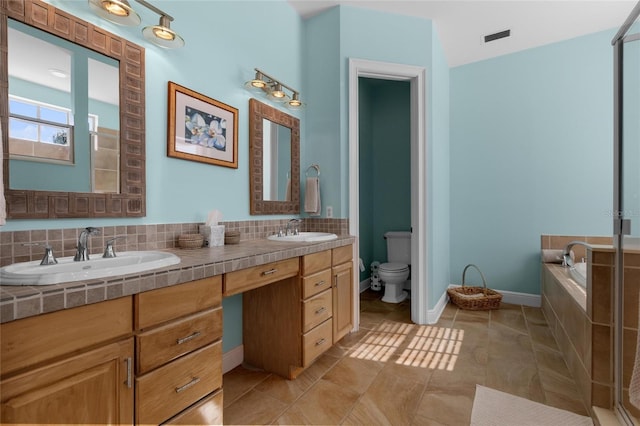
[262, 118, 291, 201]
[8, 19, 120, 194]
[249, 98, 299, 214]
[1, 0, 146, 218]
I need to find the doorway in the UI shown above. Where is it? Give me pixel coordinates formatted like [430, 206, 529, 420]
[357, 77, 411, 298]
[348, 59, 428, 325]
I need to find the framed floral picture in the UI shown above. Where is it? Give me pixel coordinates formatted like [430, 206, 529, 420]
[167, 81, 238, 168]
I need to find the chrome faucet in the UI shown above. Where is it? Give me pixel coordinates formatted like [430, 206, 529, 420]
[562, 241, 592, 268]
[74, 227, 101, 261]
[286, 218, 303, 236]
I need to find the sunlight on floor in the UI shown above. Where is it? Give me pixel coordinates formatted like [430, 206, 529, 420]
[397, 325, 463, 370]
[349, 320, 463, 370]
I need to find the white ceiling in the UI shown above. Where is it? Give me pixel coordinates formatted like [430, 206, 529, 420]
[287, 0, 637, 67]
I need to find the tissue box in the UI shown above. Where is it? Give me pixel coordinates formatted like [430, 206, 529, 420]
[200, 225, 225, 247]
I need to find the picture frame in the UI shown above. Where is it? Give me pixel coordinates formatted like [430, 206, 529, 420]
[167, 81, 239, 168]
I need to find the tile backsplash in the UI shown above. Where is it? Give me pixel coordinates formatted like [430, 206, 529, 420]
[0, 218, 349, 267]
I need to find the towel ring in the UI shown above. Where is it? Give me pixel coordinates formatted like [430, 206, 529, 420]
[305, 164, 320, 177]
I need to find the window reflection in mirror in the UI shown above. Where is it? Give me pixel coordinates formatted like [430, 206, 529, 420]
[7, 19, 120, 193]
[262, 119, 292, 201]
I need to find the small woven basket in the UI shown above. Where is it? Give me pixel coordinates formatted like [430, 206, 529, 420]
[178, 234, 204, 249]
[225, 230, 240, 245]
[447, 264, 502, 310]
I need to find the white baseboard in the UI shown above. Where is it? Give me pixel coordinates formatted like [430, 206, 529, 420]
[498, 289, 541, 307]
[222, 345, 243, 374]
[427, 288, 450, 324]
[360, 277, 370, 293]
[447, 284, 541, 308]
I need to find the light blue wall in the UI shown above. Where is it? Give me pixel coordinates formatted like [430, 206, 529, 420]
[358, 78, 411, 282]
[450, 29, 614, 295]
[302, 7, 341, 218]
[305, 6, 451, 310]
[428, 28, 451, 305]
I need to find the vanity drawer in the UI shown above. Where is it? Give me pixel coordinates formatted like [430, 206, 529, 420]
[163, 389, 223, 425]
[302, 318, 333, 367]
[301, 250, 332, 275]
[332, 245, 353, 266]
[1, 297, 132, 376]
[302, 289, 333, 333]
[301, 269, 332, 299]
[224, 258, 299, 296]
[135, 276, 222, 329]
[136, 341, 222, 425]
[137, 307, 222, 374]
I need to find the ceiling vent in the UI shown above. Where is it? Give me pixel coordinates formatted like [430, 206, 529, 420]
[484, 29, 511, 43]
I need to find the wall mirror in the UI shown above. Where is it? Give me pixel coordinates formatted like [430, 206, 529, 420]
[249, 98, 300, 214]
[1, 0, 146, 218]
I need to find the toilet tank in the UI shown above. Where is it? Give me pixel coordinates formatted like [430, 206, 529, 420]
[384, 231, 411, 264]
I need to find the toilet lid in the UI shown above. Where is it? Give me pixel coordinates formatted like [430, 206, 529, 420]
[379, 262, 408, 272]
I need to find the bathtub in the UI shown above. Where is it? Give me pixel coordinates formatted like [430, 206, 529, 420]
[569, 262, 587, 288]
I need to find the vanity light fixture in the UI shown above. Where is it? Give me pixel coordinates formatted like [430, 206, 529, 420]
[88, 0, 185, 48]
[244, 68, 305, 110]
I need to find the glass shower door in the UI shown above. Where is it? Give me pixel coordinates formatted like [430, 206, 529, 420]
[614, 9, 640, 424]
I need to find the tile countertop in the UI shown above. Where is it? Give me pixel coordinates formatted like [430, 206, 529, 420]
[0, 235, 356, 324]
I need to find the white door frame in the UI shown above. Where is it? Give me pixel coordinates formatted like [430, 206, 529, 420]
[348, 58, 429, 325]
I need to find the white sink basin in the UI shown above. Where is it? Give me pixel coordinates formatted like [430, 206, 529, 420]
[0, 251, 181, 286]
[267, 232, 338, 243]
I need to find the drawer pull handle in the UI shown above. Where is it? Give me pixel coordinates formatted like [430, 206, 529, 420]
[125, 357, 132, 389]
[315, 306, 326, 315]
[175, 377, 200, 393]
[314, 280, 326, 287]
[176, 331, 201, 345]
[261, 268, 277, 276]
[315, 338, 326, 346]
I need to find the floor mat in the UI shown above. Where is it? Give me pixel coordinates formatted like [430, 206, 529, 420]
[470, 385, 593, 426]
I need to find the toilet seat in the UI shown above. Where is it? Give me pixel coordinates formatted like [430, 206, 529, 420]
[379, 262, 408, 272]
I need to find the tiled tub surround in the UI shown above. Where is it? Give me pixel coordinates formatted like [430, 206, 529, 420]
[541, 234, 640, 416]
[0, 220, 353, 324]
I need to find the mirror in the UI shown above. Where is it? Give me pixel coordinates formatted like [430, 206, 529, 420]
[249, 98, 299, 214]
[262, 119, 291, 201]
[8, 20, 120, 193]
[1, 0, 146, 218]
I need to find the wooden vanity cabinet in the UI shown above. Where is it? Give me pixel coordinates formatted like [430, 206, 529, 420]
[134, 276, 223, 426]
[332, 245, 354, 343]
[243, 244, 354, 380]
[0, 298, 134, 425]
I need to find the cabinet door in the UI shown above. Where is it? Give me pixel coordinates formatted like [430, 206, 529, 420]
[332, 262, 353, 343]
[1, 338, 134, 425]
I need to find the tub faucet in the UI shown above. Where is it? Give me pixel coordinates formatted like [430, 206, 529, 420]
[74, 227, 101, 261]
[286, 218, 302, 236]
[562, 241, 592, 268]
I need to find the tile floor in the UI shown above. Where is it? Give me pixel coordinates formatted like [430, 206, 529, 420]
[223, 290, 590, 425]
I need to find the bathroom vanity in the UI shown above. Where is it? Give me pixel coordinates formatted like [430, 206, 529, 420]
[0, 237, 355, 425]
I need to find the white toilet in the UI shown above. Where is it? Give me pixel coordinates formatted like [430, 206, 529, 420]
[379, 231, 411, 303]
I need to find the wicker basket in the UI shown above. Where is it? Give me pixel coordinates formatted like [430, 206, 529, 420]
[224, 230, 240, 245]
[447, 264, 502, 310]
[178, 234, 204, 249]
